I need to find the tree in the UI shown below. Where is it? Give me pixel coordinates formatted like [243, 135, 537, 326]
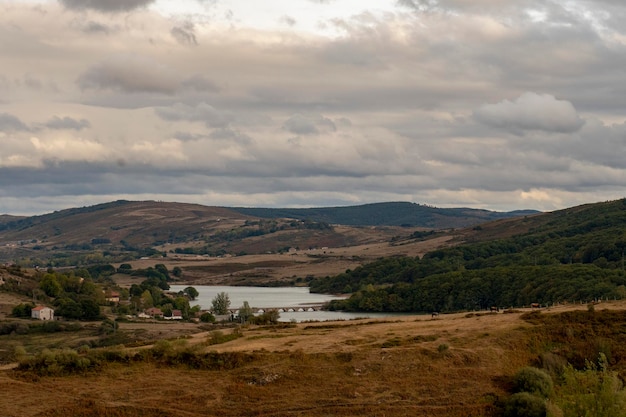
[40, 274, 62, 297]
[172, 266, 182, 278]
[12, 303, 34, 318]
[238, 301, 253, 323]
[80, 299, 101, 320]
[211, 292, 230, 315]
[141, 290, 154, 309]
[183, 286, 199, 300]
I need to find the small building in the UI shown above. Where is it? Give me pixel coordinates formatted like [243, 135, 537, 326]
[31, 306, 54, 321]
[145, 307, 164, 318]
[105, 291, 121, 303]
[165, 309, 183, 320]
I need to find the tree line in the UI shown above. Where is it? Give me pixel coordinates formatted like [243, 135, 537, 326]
[314, 199, 626, 313]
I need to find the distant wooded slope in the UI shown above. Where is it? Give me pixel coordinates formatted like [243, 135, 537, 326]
[230, 202, 539, 228]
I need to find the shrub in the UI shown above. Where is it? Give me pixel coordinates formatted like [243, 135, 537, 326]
[503, 392, 547, 417]
[208, 329, 242, 345]
[18, 348, 95, 376]
[554, 354, 626, 417]
[513, 367, 553, 398]
[200, 312, 215, 323]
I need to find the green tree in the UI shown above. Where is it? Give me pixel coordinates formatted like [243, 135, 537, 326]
[141, 290, 154, 309]
[183, 286, 199, 300]
[238, 301, 253, 323]
[172, 266, 182, 278]
[503, 392, 546, 417]
[40, 274, 62, 297]
[80, 299, 101, 320]
[211, 292, 230, 315]
[513, 367, 553, 398]
[12, 303, 34, 318]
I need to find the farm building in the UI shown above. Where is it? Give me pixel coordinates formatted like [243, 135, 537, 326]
[31, 306, 54, 320]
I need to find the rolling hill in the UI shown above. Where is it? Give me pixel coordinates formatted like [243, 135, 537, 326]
[0, 200, 537, 265]
[230, 201, 538, 227]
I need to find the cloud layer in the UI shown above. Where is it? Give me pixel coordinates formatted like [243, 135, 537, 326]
[0, 0, 625, 215]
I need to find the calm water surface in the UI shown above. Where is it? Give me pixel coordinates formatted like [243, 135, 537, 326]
[169, 285, 401, 322]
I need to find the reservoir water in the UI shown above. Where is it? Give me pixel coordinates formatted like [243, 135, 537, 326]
[169, 285, 400, 322]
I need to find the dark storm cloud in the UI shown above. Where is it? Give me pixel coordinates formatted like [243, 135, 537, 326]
[0, 113, 29, 132]
[44, 116, 91, 131]
[59, 0, 156, 13]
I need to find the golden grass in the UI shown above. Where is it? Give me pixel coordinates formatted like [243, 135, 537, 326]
[3, 302, 626, 417]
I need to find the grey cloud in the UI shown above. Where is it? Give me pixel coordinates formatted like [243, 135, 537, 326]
[283, 114, 336, 135]
[173, 132, 205, 142]
[77, 56, 179, 95]
[155, 102, 232, 128]
[473, 92, 584, 134]
[396, 0, 440, 12]
[44, 116, 91, 131]
[181, 75, 219, 93]
[171, 24, 197, 46]
[23, 74, 43, 90]
[58, 0, 155, 13]
[0, 113, 29, 132]
[209, 128, 253, 144]
[279, 16, 297, 26]
[82, 21, 113, 34]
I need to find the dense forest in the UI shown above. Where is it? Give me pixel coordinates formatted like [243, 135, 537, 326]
[313, 199, 626, 313]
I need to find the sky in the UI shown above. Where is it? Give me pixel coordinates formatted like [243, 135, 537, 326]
[1, 0, 626, 216]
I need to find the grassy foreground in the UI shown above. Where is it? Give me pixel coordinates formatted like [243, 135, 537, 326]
[2, 302, 625, 417]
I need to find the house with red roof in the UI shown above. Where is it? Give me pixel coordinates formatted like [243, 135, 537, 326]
[31, 306, 54, 321]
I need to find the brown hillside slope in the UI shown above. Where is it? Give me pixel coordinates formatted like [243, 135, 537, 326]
[0, 201, 253, 248]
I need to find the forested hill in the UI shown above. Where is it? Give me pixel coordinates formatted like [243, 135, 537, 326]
[230, 202, 538, 228]
[312, 199, 626, 313]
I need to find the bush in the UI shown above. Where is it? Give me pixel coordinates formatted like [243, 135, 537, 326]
[513, 367, 553, 398]
[503, 392, 547, 417]
[554, 354, 626, 417]
[18, 348, 95, 376]
[200, 312, 215, 323]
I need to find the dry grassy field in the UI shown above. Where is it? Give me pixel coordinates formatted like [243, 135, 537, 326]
[124, 234, 455, 287]
[2, 301, 622, 417]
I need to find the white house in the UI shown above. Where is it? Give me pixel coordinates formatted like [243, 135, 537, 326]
[31, 306, 54, 321]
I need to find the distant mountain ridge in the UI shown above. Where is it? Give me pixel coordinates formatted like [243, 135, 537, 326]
[0, 200, 539, 264]
[229, 202, 539, 228]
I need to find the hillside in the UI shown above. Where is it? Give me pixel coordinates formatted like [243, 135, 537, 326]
[0, 200, 533, 266]
[313, 198, 626, 313]
[230, 201, 538, 227]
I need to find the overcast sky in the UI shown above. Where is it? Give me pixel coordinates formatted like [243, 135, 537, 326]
[1, 0, 625, 215]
